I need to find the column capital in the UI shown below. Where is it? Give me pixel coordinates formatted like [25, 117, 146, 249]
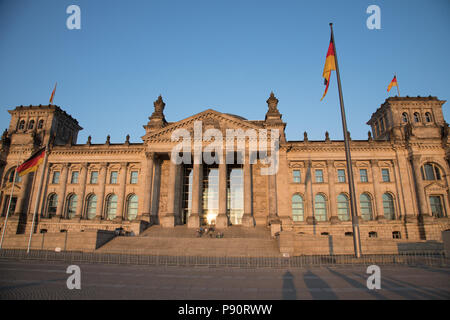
[370, 159, 379, 166]
[326, 160, 334, 167]
[410, 154, 421, 164]
[62, 162, 70, 169]
[120, 162, 128, 168]
[145, 151, 155, 160]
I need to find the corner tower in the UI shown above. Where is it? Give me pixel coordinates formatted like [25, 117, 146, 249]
[367, 96, 447, 141]
[5, 104, 82, 147]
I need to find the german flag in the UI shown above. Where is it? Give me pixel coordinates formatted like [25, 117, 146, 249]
[320, 36, 336, 101]
[16, 148, 45, 177]
[387, 76, 398, 92]
[49, 82, 57, 105]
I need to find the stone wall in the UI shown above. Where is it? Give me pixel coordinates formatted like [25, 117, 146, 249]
[0, 215, 148, 236]
[1, 230, 115, 251]
[289, 219, 450, 242]
[278, 231, 444, 256]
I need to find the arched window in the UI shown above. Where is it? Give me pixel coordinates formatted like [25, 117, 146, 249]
[413, 112, 420, 123]
[425, 112, 432, 123]
[126, 194, 138, 221]
[106, 194, 118, 220]
[314, 194, 327, 222]
[85, 194, 97, 220]
[382, 193, 395, 220]
[6, 167, 21, 184]
[46, 194, 58, 217]
[402, 112, 409, 123]
[360, 193, 373, 221]
[379, 118, 385, 132]
[66, 194, 78, 219]
[18, 120, 25, 130]
[37, 119, 44, 129]
[292, 194, 304, 222]
[28, 120, 35, 130]
[421, 163, 442, 181]
[337, 194, 350, 221]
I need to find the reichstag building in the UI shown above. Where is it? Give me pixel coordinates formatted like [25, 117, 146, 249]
[0, 93, 449, 242]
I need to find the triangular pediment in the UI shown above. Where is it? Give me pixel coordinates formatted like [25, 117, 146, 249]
[424, 181, 447, 192]
[143, 109, 264, 142]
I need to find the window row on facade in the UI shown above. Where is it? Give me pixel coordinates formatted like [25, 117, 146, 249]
[291, 162, 443, 184]
[319, 230, 403, 239]
[291, 192, 447, 222]
[401, 111, 433, 124]
[291, 168, 392, 183]
[16, 119, 45, 131]
[50, 168, 139, 185]
[45, 193, 139, 221]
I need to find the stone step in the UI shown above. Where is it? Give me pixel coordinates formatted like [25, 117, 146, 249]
[140, 225, 273, 239]
[97, 226, 280, 257]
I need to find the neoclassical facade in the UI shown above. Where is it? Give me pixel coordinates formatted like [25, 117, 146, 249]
[0, 94, 449, 241]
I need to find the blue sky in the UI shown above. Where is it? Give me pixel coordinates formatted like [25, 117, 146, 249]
[0, 0, 449, 143]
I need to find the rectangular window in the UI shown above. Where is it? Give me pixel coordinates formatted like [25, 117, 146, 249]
[430, 196, 445, 218]
[337, 169, 346, 182]
[110, 171, 118, 184]
[52, 171, 60, 184]
[360, 169, 368, 182]
[71, 171, 79, 184]
[130, 171, 138, 184]
[90, 171, 98, 184]
[293, 170, 301, 183]
[315, 169, 323, 183]
[381, 169, 390, 182]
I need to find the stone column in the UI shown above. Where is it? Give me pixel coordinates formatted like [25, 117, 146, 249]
[162, 156, 177, 227]
[56, 164, 69, 217]
[370, 160, 384, 221]
[188, 162, 202, 228]
[118, 162, 128, 220]
[142, 152, 155, 222]
[242, 152, 255, 227]
[305, 160, 314, 224]
[97, 163, 107, 220]
[410, 155, 430, 219]
[150, 157, 162, 224]
[327, 160, 339, 224]
[76, 163, 88, 218]
[216, 153, 228, 228]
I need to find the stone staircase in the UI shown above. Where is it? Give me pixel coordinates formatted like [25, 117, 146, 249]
[96, 225, 281, 257]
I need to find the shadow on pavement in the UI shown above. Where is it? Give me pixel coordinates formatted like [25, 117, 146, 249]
[303, 270, 338, 300]
[282, 271, 297, 300]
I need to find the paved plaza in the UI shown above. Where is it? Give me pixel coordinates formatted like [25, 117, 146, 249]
[0, 258, 449, 300]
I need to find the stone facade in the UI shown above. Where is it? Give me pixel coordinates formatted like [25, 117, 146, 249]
[0, 94, 449, 244]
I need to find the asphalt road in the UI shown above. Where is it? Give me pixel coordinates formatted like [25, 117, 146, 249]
[0, 258, 449, 300]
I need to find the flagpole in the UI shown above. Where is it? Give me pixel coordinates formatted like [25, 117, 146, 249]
[329, 23, 362, 258]
[0, 147, 24, 249]
[395, 74, 400, 97]
[26, 144, 50, 254]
